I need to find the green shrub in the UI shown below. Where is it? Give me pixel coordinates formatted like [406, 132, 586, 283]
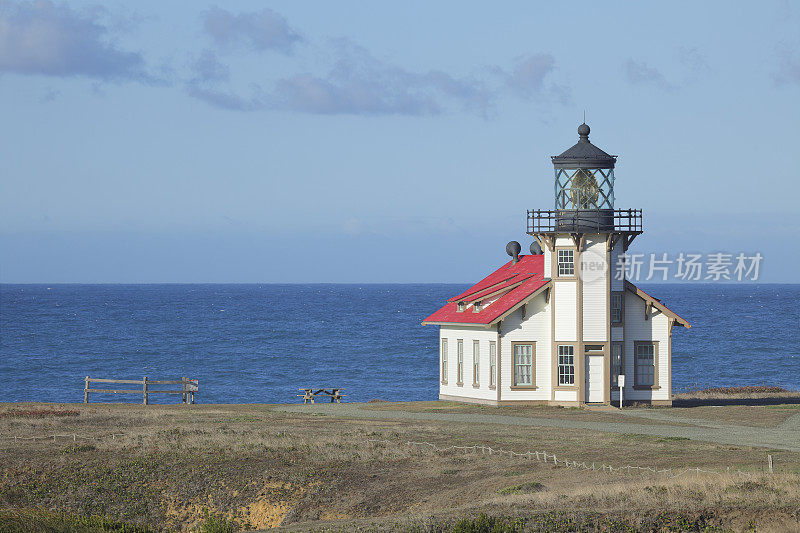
[195, 509, 241, 533]
[450, 513, 521, 533]
[496, 482, 545, 495]
[0, 509, 153, 533]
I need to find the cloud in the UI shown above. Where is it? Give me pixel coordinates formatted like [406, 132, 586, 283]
[190, 49, 229, 83]
[504, 53, 569, 104]
[678, 47, 710, 75]
[0, 0, 153, 81]
[185, 50, 262, 111]
[773, 44, 800, 85]
[506, 54, 553, 97]
[203, 6, 301, 54]
[623, 60, 676, 92]
[270, 39, 492, 116]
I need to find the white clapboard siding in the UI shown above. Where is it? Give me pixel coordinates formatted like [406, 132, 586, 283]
[582, 236, 608, 342]
[554, 389, 578, 402]
[543, 246, 552, 278]
[621, 291, 671, 401]
[554, 281, 577, 342]
[439, 325, 500, 402]
[500, 292, 551, 401]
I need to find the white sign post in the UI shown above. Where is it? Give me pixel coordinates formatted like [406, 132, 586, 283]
[618, 375, 625, 409]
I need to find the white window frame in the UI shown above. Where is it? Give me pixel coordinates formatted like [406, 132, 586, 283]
[512, 343, 534, 388]
[557, 249, 575, 277]
[489, 341, 496, 388]
[557, 345, 575, 386]
[441, 339, 448, 384]
[457, 339, 464, 385]
[473, 340, 480, 385]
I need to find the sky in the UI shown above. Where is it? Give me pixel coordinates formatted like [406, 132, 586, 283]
[0, 1, 799, 283]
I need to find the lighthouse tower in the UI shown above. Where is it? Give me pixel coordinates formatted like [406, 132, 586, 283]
[529, 123, 642, 404]
[423, 123, 689, 407]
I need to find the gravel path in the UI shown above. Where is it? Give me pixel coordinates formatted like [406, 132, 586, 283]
[274, 404, 800, 452]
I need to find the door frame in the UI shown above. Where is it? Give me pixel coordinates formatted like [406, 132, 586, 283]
[584, 344, 606, 404]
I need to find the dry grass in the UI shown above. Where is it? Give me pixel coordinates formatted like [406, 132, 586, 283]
[1, 402, 799, 532]
[361, 400, 695, 426]
[668, 404, 800, 428]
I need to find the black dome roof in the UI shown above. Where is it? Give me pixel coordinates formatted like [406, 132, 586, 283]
[551, 123, 617, 169]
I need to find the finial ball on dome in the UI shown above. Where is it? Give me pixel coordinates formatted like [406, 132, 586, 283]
[578, 123, 590, 136]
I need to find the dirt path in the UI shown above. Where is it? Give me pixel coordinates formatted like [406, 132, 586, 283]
[274, 404, 800, 452]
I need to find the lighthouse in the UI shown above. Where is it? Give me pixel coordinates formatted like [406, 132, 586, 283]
[423, 123, 690, 407]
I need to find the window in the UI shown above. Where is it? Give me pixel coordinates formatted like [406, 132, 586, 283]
[635, 342, 655, 387]
[558, 345, 575, 385]
[611, 293, 623, 324]
[441, 339, 448, 384]
[473, 301, 482, 312]
[611, 343, 623, 389]
[457, 339, 464, 385]
[473, 341, 480, 385]
[513, 343, 533, 386]
[457, 302, 465, 312]
[489, 342, 496, 388]
[557, 249, 574, 276]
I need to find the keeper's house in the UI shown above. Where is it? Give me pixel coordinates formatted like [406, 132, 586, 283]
[422, 123, 690, 407]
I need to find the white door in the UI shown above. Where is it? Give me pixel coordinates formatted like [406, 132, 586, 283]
[585, 355, 604, 403]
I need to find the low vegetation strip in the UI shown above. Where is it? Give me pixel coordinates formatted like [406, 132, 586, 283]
[0, 409, 79, 419]
[680, 385, 793, 395]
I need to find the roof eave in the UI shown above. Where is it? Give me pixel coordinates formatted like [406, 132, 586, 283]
[486, 280, 552, 325]
[624, 280, 691, 329]
[420, 321, 494, 328]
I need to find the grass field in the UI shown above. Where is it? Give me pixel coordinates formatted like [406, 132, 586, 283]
[1, 395, 800, 532]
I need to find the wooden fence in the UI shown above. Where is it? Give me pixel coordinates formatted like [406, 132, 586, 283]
[83, 376, 198, 405]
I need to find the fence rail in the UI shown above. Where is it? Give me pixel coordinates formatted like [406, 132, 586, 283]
[368, 439, 756, 478]
[83, 376, 198, 405]
[527, 208, 643, 234]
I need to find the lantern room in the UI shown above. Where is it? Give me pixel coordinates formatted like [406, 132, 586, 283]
[552, 123, 616, 211]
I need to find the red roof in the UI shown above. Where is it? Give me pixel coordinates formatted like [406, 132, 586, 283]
[422, 255, 549, 326]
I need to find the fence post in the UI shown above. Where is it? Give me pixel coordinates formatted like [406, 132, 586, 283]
[768, 454, 773, 474]
[84, 376, 90, 403]
[181, 377, 186, 404]
[142, 376, 148, 405]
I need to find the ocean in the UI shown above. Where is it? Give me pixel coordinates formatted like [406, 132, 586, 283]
[0, 284, 798, 404]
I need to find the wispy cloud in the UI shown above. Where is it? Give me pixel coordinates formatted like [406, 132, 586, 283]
[203, 6, 302, 54]
[271, 39, 492, 116]
[678, 47, 711, 77]
[0, 0, 155, 82]
[504, 53, 569, 104]
[185, 49, 263, 111]
[189, 38, 568, 116]
[623, 59, 676, 92]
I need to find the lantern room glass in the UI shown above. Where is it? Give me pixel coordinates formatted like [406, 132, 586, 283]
[554, 167, 615, 210]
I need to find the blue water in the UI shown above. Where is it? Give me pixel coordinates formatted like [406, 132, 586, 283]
[0, 284, 798, 404]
